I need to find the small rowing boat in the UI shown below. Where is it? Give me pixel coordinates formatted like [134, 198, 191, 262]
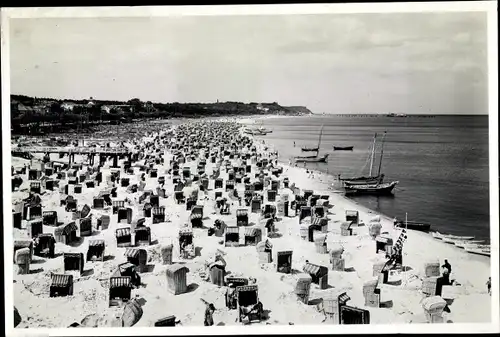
[431, 232, 443, 240]
[340, 133, 383, 185]
[301, 146, 319, 152]
[432, 232, 475, 241]
[294, 154, 329, 163]
[394, 220, 431, 232]
[442, 237, 458, 244]
[451, 239, 485, 249]
[344, 181, 398, 195]
[295, 125, 328, 163]
[333, 146, 354, 151]
[465, 245, 491, 257]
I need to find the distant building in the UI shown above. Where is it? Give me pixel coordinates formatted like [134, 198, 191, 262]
[12, 102, 34, 116]
[101, 104, 132, 114]
[61, 102, 78, 111]
[256, 104, 269, 112]
[143, 101, 156, 112]
[101, 105, 113, 113]
[33, 105, 50, 114]
[37, 99, 56, 106]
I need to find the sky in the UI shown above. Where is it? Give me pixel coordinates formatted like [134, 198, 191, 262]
[9, 12, 489, 114]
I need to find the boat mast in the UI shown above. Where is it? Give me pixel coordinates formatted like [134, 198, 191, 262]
[317, 125, 324, 151]
[377, 131, 387, 176]
[369, 133, 377, 176]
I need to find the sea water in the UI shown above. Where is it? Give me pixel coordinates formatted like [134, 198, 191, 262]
[254, 115, 490, 242]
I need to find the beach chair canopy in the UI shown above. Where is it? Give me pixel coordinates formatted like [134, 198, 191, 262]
[329, 243, 344, 255]
[303, 262, 327, 277]
[244, 227, 261, 237]
[110, 276, 132, 288]
[179, 226, 193, 236]
[340, 221, 353, 229]
[421, 296, 447, 311]
[88, 239, 105, 248]
[346, 210, 359, 217]
[225, 227, 239, 234]
[314, 234, 327, 245]
[236, 285, 259, 306]
[116, 228, 131, 237]
[166, 264, 190, 275]
[51, 274, 73, 287]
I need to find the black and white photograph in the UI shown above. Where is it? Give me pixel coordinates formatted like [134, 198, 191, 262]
[2, 2, 498, 335]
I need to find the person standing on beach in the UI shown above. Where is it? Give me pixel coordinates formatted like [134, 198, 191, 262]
[487, 277, 491, 295]
[204, 303, 216, 326]
[442, 259, 452, 274]
[227, 284, 236, 307]
[442, 259, 452, 285]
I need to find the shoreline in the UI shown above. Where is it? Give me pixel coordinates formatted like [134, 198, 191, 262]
[10, 118, 491, 328]
[245, 115, 490, 243]
[244, 122, 491, 264]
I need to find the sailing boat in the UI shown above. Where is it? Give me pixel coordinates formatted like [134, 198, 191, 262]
[295, 125, 329, 163]
[340, 133, 384, 185]
[256, 120, 272, 134]
[301, 125, 321, 152]
[301, 145, 319, 152]
[344, 131, 399, 195]
[244, 120, 272, 135]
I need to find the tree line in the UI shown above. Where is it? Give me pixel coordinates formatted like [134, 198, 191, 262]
[11, 95, 298, 129]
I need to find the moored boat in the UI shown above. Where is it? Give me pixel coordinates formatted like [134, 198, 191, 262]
[340, 133, 390, 187]
[295, 154, 319, 159]
[432, 231, 475, 241]
[295, 125, 329, 163]
[465, 245, 491, 257]
[343, 174, 384, 186]
[453, 240, 486, 249]
[343, 133, 398, 196]
[301, 146, 319, 152]
[344, 181, 398, 195]
[295, 154, 329, 163]
[243, 125, 272, 136]
[444, 234, 476, 241]
[432, 232, 444, 240]
[300, 125, 323, 152]
[442, 237, 458, 244]
[333, 146, 354, 151]
[395, 220, 431, 232]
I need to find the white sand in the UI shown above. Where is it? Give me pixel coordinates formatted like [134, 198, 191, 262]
[11, 120, 491, 328]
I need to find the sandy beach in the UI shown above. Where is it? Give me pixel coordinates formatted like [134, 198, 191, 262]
[10, 118, 492, 329]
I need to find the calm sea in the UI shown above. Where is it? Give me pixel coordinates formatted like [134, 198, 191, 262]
[252, 115, 490, 241]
